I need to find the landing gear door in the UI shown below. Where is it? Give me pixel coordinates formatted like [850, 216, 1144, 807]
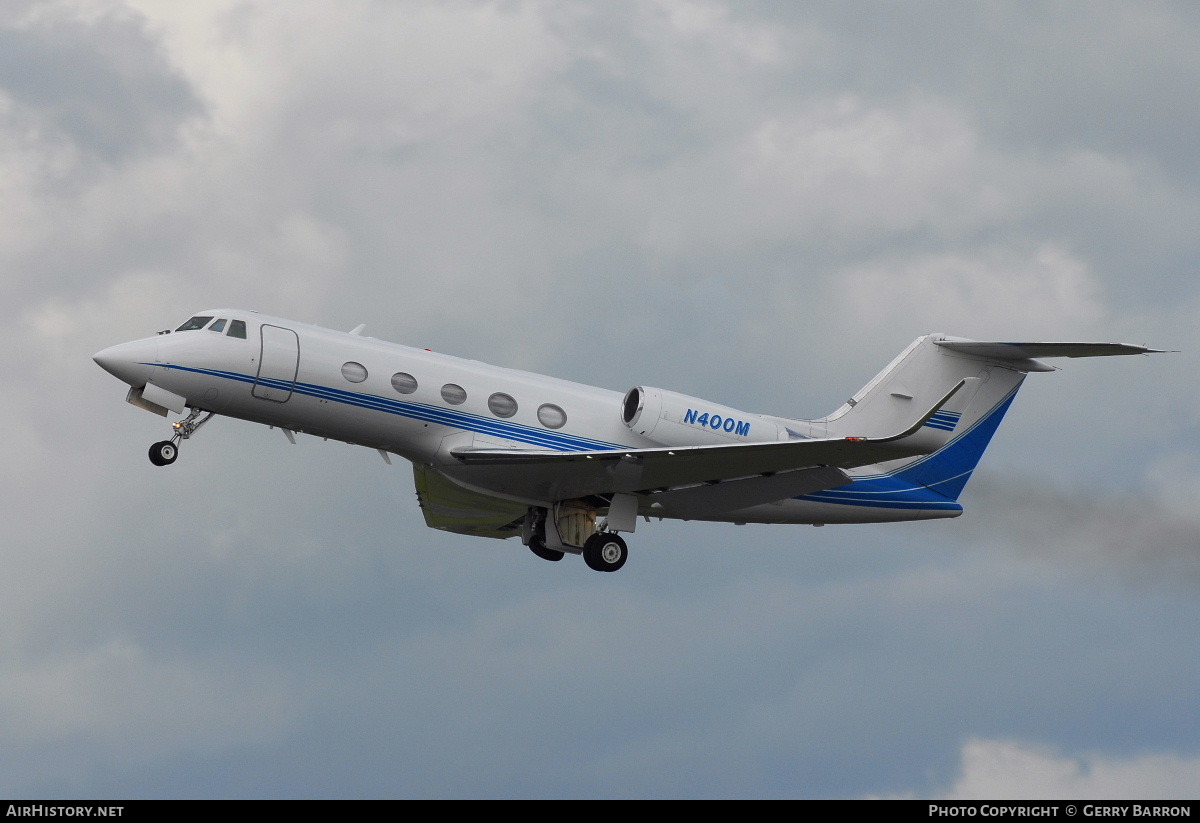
[252, 324, 299, 402]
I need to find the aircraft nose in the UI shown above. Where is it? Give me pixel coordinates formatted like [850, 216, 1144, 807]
[93, 339, 158, 386]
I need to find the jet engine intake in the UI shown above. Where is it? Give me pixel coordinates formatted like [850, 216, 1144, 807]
[620, 386, 784, 446]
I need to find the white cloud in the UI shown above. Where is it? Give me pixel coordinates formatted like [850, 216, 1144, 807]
[129, 0, 567, 145]
[737, 96, 990, 238]
[917, 738, 1200, 800]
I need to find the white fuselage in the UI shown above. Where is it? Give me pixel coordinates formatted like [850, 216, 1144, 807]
[95, 310, 963, 526]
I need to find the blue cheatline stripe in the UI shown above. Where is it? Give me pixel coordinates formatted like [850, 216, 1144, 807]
[151, 363, 623, 452]
[794, 470, 965, 510]
[794, 387, 1020, 511]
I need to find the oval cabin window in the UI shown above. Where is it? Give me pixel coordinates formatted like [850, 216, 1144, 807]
[537, 403, 567, 429]
[488, 392, 518, 418]
[440, 383, 467, 405]
[391, 372, 418, 394]
[341, 361, 368, 383]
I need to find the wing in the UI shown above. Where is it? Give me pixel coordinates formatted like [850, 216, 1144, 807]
[442, 381, 968, 513]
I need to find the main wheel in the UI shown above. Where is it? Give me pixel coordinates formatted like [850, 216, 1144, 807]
[582, 533, 628, 572]
[149, 440, 178, 466]
[529, 540, 564, 562]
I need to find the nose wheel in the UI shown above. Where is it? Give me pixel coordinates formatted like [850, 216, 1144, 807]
[148, 440, 178, 466]
[147, 407, 214, 466]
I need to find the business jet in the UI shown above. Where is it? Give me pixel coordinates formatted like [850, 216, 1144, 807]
[93, 310, 1161, 572]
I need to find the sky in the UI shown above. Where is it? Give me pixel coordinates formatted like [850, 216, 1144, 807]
[1, 0, 1198, 799]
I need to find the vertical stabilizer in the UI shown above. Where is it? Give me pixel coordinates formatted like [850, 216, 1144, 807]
[808, 335, 1028, 501]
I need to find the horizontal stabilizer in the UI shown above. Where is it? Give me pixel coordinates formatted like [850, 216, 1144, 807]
[935, 339, 1167, 371]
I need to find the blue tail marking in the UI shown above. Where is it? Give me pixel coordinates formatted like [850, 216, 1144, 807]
[796, 388, 1019, 510]
[894, 388, 1018, 502]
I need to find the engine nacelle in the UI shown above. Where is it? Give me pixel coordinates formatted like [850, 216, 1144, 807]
[621, 386, 784, 446]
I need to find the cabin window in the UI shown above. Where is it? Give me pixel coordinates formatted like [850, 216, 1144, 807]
[176, 316, 213, 332]
[209, 318, 227, 333]
[341, 361, 368, 383]
[537, 403, 567, 429]
[488, 392, 518, 418]
[391, 372, 418, 394]
[440, 383, 467, 405]
[227, 320, 247, 339]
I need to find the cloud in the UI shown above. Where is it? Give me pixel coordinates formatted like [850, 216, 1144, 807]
[834, 244, 1108, 341]
[0, 2, 198, 162]
[909, 738, 1200, 800]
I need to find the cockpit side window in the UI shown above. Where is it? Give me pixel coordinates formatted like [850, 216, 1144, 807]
[176, 316, 214, 331]
[227, 320, 247, 339]
[209, 318, 227, 333]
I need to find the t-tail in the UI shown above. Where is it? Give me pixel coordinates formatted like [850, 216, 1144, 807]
[785, 335, 1163, 517]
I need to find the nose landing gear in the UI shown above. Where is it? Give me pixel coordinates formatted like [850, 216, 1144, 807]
[148, 407, 214, 466]
[148, 440, 178, 466]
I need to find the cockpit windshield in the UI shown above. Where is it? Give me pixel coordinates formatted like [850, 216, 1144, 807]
[176, 316, 214, 332]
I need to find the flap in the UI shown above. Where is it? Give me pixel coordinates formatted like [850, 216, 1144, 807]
[648, 465, 851, 517]
[412, 464, 526, 539]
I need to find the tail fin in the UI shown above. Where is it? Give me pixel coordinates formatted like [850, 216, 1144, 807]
[802, 335, 1161, 502]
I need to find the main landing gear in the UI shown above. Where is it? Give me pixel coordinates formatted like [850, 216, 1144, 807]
[148, 407, 214, 467]
[527, 532, 627, 571]
[528, 541, 564, 562]
[523, 506, 631, 572]
[582, 532, 628, 572]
